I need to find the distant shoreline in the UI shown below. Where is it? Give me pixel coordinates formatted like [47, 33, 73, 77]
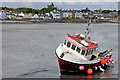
[1, 19, 120, 24]
[0, 20, 32, 24]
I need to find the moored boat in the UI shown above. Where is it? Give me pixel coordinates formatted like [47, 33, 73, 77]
[55, 33, 114, 74]
[55, 20, 115, 74]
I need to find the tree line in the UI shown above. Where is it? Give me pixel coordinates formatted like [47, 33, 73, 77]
[1, 6, 57, 14]
[1, 7, 118, 14]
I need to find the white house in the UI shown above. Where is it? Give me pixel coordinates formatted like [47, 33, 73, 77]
[45, 13, 50, 16]
[24, 13, 32, 19]
[32, 14, 39, 19]
[44, 13, 51, 19]
[50, 10, 60, 19]
[44, 15, 51, 19]
[0, 11, 7, 19]
[39, 14, 44, 19]
[75, 12, 84, 19]
[61, 10, 74, 18]
[15, 12, 24, 20]
[18, 12, 24, 17]
[63, 12, 70, 18]
[7, 15, 12, 19]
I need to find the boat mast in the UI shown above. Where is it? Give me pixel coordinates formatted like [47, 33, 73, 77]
[84, 11, 92, 38]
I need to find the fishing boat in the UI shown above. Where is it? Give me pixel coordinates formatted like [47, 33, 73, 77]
[55, 20, 115, 75]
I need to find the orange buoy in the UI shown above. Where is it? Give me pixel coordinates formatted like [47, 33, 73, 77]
[79, 65, 84, 70]
[87, 68, 93, 74]
[100, 59, 106, 65]
[106, 56, 110, 61]
[111, 60, 115, 64]
[76, 34, 80, 38]
[104, 58, 107, 63]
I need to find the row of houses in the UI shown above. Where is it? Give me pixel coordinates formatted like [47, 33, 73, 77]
[0, 9, 118, 20]
[0, 10, 58, 20]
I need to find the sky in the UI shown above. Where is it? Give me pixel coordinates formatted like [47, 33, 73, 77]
[0, 1, 119, 10]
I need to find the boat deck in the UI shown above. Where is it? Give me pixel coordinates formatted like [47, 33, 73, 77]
[57, 52, 100, 64]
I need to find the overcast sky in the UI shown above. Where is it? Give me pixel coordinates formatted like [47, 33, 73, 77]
[1, 1, 119, 10]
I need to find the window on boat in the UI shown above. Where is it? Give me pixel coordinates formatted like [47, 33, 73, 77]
[81, 49, 85, 55]
[64, 40, 67, 45]
[87, 50, 92, 55]
[91, 49, 93, 53]
[67, 42, 71, 47]
[85, 50, 88, 56]
[76, 47, 81, 53]
[71, 44, 76, 50]
[89, 49, 93, 54]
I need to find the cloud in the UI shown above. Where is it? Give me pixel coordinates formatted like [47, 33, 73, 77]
[62, 2, 118, 10]
[1, 2, 118, 10]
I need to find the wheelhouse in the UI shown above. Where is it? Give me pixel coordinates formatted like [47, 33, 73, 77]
[63, 34, 98, 56]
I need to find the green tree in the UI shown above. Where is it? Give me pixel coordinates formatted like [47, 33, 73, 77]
[102, 10, 112, 14]
[82, 14, 88, 19]
[94, 10, 100, 13]
[39, 8, 57, 14]
[81, 8, 91, 12]
[16, 7, 33, 13]
[9, 8, 14, 11]
[34, 9, 39, 14]
[2, 6, 9, 10]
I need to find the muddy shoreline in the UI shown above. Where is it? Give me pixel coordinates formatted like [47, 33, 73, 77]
[1, 19, 120, 24]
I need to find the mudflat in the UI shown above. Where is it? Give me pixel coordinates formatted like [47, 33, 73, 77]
[2, 23, 118, 78]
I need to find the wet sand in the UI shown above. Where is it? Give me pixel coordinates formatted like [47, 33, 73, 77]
[2, 23, 118, 78]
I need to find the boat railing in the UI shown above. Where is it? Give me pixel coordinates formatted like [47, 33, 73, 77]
[78, 59, 100, 64]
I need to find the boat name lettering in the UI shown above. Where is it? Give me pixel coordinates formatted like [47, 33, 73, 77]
[67, 37, 83, 48]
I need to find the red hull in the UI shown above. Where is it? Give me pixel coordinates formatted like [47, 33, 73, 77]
[56, 53, 101, 72]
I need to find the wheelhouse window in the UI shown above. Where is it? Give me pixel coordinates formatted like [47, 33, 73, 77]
[91, 49, 93, 53]
[64, 40, 67, 45]
[67, 42, 71, 47]
[89, 49, 93, 54]
[81, 49, 85, 55]
[71, 44, 76, 50]
[87, 50, 91, 55]
[76, 47, 81, 53]
[85, 51, 88, 56]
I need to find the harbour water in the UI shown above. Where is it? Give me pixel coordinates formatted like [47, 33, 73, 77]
[2, 23, 118, 78]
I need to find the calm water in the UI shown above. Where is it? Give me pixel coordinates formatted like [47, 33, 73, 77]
[2, 23, 118, 78]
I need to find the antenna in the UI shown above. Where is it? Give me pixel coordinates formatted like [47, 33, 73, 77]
[84, 11, 96, 38]
[84, 12, 91, 38]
